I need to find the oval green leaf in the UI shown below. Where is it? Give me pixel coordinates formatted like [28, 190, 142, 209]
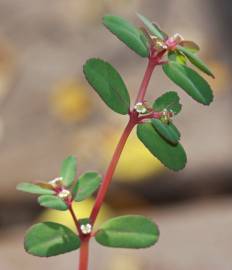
[177, 46, 214, 78]
[95, 215, 159, 249]
[83, 58, 130, 114]
[137, 123, 187, 171]
[38, 195, 68, 211]
[24, 222, 80, 257]
[151, 119, 180, 145]
[16, 182, 55, 195]
[163, 61, 213, 105]
[137, 13, 166, 40]
[60, 156, 77, 187]
[103, 15, 149, 57]
[153, 91, 182, 115]
[73, 172, 102, 202]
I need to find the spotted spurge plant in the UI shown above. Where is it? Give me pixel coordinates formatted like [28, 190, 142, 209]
[17, 14, 214, 270]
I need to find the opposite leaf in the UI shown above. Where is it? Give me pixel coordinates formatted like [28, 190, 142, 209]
[163, 61, 213, 105]
[95, 215, 159, 249]
[177, 46, 214, 78]
[17, 182, 55, 195]
[137, 123, 187, 171]
[38, 195, 68, 211]
[153, 91, 182, 115]
[73, 172, 102, 202]
[60, 156, 77, 187]
[103, 15, 149, 57]
[24, 222, 80, 257]
[83, 58, 130, 115]
[137, 13, 166, 40]
[151, 119, 180, 145]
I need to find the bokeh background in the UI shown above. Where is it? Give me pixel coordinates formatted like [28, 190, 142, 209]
[0, 0, 231, 269]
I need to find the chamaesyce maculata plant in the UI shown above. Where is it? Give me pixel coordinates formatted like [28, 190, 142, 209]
[17, 13, 214, 270]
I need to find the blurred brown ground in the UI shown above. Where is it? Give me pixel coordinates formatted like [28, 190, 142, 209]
[0, 0, 231, 269]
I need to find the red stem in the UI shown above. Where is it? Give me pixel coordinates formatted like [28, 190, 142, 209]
[135, 58, 156, 103]
[90, 118, 136, 224]
[79, 238, 90, 270]
[69, 205, 83, 237]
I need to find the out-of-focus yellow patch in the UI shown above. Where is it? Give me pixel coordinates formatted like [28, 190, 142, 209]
[103, 131, 165, 182]
[51, 80, 91, 123]
[38, 198, 113, 232]
[109, 254, 142, 270]
[202, 60, 230, 93]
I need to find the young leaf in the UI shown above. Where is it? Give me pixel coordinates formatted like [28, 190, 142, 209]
[83, 58, 130, 115]
[137, 123, 187, 171]
[168, 51, 187, 65]
[95, 215, 159, 249]
[151, 119, 180, 145]
[153, 91, 182, 115]
[163, 61, 213, 105]
[60, 156, 77, 187]
[73, 172, 102, 202]
[179, 40, 200, 53]
[177, 46, 214, 78]
[137, 13, 166, 40]
[38, 195, 68, 211]
[103, 15, 149, 57]
[24, 222, 80, 257]
[17, 182, 55, 195]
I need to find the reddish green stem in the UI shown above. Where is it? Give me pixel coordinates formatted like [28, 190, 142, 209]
[90, 118, 136, 223]
[79, 237, 90, 270]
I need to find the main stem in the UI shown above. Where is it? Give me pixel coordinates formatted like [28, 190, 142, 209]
[77, 56, 158, 270]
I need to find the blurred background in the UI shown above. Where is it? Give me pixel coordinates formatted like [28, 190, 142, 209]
[0, 0, 231, 269]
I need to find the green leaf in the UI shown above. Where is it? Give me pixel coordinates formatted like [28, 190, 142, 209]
[153, 91, 182, 115]
[151, 119, 180, 145]
[16, 182, 55, 195]
[95, 215, 159, 249]
[168, 51, 187, 65]
[24, 222, 80, 257]
[163, 61, 213, 105]
[73, 172, 102, 202]
[38, 195, 68, 211]
[103, 15, 149, 57]
[177, 46, 214, 78]
[60, 156, 77, 187]
[83, 58, 130, 115]
[137, 13, 166, 40]
[137, 123, 187, 171]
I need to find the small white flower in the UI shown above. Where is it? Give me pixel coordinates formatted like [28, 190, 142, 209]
[48, 177, 63, 187]
[134, 102, 147, 114]
[80, 223, 92, 235]
[58, 189, 70, 199]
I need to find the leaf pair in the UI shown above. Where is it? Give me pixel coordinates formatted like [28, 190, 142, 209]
[24, 215, 159, 257]
[137, 91, 186, 171]
[17, 156, 102, 211]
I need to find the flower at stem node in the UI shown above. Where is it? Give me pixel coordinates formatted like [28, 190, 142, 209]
[134, 102, 148, 114]
[80, 224, 92, 235]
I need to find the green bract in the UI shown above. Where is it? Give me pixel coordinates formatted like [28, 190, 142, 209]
[95, 215, 159, 249]
[24, 222, 80, 257]
[60, 156, 77, 187]
[163, 61, 213, 105]
[177, 46, 214, 78]
[137, 13, 166, 40]
[38, 195, 68, 211]
[73, 172, 102, 202]
[153, 91, 182, 115]
[83, 58, 130, 115]
[137, 123, 186, 171]
[151, 119, 180, 145]
[16, 182, 55, 195]
[103, 15, 149, 57]
[168, 51, 187, 65]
